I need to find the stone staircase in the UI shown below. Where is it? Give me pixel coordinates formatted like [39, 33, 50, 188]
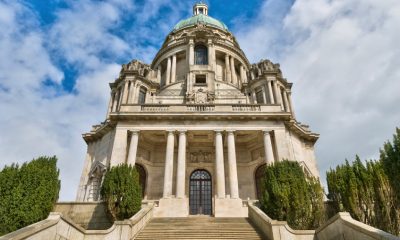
[135, 217, 267, 240]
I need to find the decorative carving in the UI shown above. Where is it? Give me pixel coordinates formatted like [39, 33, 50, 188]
[121, 59, 152, 78]
[190, 150, 212, 163]
[186, 88, 215, 103]
[249, 59, 282, 79]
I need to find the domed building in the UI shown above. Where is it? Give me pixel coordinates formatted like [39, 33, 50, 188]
[76, 2, 320, 218]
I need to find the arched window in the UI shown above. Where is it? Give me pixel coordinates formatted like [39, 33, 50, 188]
[135, 164, 146, 198]
[255, 164, 266, 200]
[195, 45, 208, 65]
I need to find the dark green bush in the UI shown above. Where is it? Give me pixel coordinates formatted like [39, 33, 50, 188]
[101, 164, 142, 220]
[260, 160, 324, 230]
[0, 156, 60, 236]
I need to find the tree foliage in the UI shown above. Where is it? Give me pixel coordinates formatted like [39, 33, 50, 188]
[0, 156, 60, 236]
[260, 160, 325, 230]
[100, 164, 142, 221]
[326, 128, 400, 236]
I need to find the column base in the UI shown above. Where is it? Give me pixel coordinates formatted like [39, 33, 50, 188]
[214, 198, 248, 217]
[154, 197, 189, 217]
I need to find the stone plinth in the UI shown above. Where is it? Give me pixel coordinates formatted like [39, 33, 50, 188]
[214, 198, 248, 217]
[154, 198, 189, 217]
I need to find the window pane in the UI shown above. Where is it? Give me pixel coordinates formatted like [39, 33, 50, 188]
[195, 45, 208, 65]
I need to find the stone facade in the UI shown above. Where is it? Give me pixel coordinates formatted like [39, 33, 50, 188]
[76, 3, 320, 217]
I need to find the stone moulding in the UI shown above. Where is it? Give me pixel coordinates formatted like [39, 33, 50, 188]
[0, 203, 155, 240]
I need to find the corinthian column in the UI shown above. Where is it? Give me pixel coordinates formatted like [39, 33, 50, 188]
[268, 80, 275, 104]
[157, 66, 161, 83]
[227, 131, 239, 199]
[189, 39, 194, 65]
[127, 130, 139, 166]
[166, 57, 171, 85]
[171, 54, 176, 83]
[230, 56, 237, 85]
[176, 130, 187, 198]
[283, 90, 290, 112]
[225, 54, 231, 83]
[263, 130, 275, 165]
[215, 130, 225, 198]
[163, 130, 175, 198]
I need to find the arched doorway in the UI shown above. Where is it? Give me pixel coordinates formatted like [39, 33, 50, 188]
[255, 164, 266, 200]
[189, 169, 212, 215]
[135, 164, 146, 198]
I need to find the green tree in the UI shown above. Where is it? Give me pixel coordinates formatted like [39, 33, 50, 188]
[380, 127, 400, 235]
[0, 156, 60, 236]
[327, 156, 399, 235]
[260, 160, 324, 230]
[101, 164, 142, 220]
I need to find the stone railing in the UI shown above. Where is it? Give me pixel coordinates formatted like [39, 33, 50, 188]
[186, 104, 215, 112]
[232, 104, 261, 112]
[141, 104, 170, 112]
[119, 104, 282, 113]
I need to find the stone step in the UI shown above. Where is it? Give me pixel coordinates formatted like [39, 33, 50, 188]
[135, 217, 266, 240]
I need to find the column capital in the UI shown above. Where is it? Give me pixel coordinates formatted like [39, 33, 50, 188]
[263, 130, 272, 135]
[178, 130, 187, 135]
[129, 130, 140, 135]
[226, 130, 236, 134]
[214, 130, 223, 134]
[166, 129, 175, 134]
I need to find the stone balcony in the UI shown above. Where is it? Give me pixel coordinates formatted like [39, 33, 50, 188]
[117, 103, 283, 113]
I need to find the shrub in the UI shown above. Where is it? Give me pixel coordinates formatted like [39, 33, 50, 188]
[100, 164, 142, 220]
[260, 160, 324, 230]
[0, 156, 60, 236]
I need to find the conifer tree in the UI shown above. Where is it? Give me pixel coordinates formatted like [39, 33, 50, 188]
[101, 164, 142, 220]
[0, 156, 60, 236]
[260, 160, 324, 229]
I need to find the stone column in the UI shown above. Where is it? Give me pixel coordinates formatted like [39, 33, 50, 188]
[176, 130, 187, 198]
[225, 54, 231, 83]
[263, 130, 275, 165]
[273, 81, 283, 110]
[122, 81, 129, 104]
[127, 130, 139, 166]
[215, 130, 225, 198]
[288, 92, 296, 118]
[106, 92, 114, 116]
[252, 90, 257, 104]
[268, 80, 275, 104]
[261, 85, 267, 104]
[157, 66, 161, 84]
[226, 131, 239, 199]
[166, 57, 171, 85]
[134, 84, 141, 103]
[283, 90, 290, 112]
[230, 56, 237, 85]
[171, 54, 176, 83]
[208, 39, 214, 70]
[189, 39, 194, 65]
[112, 91, 118, 112]
[163, 130, 175, 198]
[240, 65, 246, 84]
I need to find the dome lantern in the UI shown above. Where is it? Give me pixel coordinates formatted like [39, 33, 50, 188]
[193, 2, 208, 16]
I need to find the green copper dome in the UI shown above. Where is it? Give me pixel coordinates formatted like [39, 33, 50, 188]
[173, 14, 228, 31]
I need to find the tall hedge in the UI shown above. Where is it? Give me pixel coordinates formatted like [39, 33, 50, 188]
[260, 160, 325, 230]
[327, 128, 400, 236]
[101, 164, 142, 220]
[0, 156, 60, 236]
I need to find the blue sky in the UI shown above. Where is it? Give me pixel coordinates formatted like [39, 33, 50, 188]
[1, 0, 399, 201]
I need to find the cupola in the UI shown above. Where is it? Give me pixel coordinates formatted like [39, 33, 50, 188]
[193, 2, 208, 15]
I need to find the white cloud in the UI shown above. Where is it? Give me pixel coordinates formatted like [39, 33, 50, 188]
[0, 0, 190, 201]
[234, 0, 400, 188]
